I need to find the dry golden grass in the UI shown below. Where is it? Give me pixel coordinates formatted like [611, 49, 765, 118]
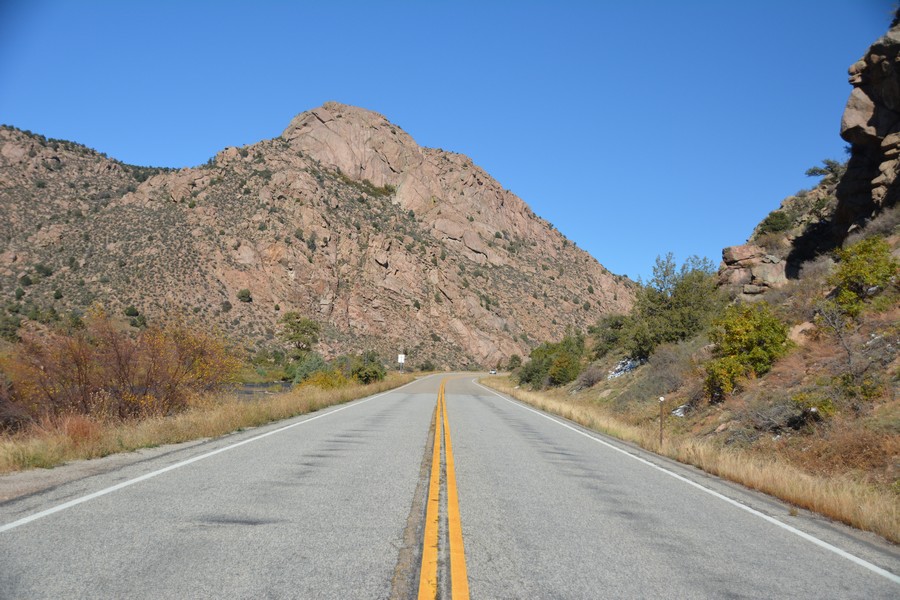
[0, 373, 414, 474]
[482, 376, 899, 544]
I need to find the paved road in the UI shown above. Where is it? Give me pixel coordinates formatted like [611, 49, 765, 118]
[1, 375, 898, 598]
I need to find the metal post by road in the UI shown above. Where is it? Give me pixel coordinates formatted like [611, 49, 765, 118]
[659, 396, 665, 448]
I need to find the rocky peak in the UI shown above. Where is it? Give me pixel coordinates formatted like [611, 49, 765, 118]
[0, 108, 634, 368]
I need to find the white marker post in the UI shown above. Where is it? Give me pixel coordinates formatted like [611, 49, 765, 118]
[398, 353, 406, 373]
[659, 396, 665, 449]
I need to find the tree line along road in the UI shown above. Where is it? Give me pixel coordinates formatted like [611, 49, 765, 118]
[0, 374, 897, 598]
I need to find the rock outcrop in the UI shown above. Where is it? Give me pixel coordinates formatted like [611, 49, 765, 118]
[837, 17, 900, 229]
[721, 14, 900, 290]
[0, 106, 634, 368]
[718, 244, 787, 299]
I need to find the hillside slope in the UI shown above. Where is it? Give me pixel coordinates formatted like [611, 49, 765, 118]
[0, 104, 633, 367]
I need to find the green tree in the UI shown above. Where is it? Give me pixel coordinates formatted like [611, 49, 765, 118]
[507, 354, 522, 370]
[279, 312, 320, 353]
[603, 254, 724, 360]
[805, 158, 846, 182]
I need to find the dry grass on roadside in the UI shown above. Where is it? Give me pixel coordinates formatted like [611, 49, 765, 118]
[0, 373, 414, 474]
[481, 376, 899, 544]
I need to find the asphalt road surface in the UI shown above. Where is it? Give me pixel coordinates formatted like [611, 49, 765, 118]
[0, 375, 897, 599]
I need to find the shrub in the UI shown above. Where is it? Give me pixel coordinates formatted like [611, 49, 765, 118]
[296, 369, 348, 389]
[517, 331, 584, 388]
[35, 263, 53, 277]
[0, 311, 239, 424]
[828, 236, 898, 317]
[0, 314, 21, 342]
[704, 303, 790, 401]
[757, 210, 792, 234]
[19, 275, 33, 287]
[53, 289, 63, 300]
[124, 305, 139, 317]
[507, 354, 522, 370]
[237, 289, 252, 303]
[221, 301, 232, 312]
[574, 363, 605, 390]
[14, 287, 24, 300]
[351, 351, 386, 384]
[548, 352, 580, 386]
[286, 351, 328, 383]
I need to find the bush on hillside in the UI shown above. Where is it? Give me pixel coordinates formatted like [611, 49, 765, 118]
[704, 303, 790, 401]
[286, 351, 328, 384]
[757, 210, 792, 235]
[518, 330, 585, 388]
[828, 236, 898, 317]
[350, 350, 386, 384]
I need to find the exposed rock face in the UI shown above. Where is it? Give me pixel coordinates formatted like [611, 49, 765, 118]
[718, 244, 787, 300]
[837, 19, 900, 228]
[0, 106, 634, 368]
[719, 16, 900, 290]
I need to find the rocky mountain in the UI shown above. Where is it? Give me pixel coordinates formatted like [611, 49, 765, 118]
[0, 103, 634, 367]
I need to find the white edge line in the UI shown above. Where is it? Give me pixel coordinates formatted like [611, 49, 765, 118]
[0, 376, 432, 534]
[472, 379, 900, 585]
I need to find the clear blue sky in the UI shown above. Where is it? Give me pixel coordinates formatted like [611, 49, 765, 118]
[0, 1, 894, 280]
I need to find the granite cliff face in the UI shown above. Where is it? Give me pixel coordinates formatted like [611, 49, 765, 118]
[720, 17, 900, 291]
[0, 104, 633, 367]
[838, 18, 900, 227]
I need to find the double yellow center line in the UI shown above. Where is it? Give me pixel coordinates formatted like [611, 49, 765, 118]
[418, 380, 469, 600]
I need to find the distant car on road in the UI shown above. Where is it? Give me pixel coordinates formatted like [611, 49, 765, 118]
[489, 369, 497, 375]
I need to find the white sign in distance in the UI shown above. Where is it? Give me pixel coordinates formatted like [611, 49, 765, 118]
[398, 354, 406, 364]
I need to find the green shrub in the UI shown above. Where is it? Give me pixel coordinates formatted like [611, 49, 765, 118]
[0, 314, 21, 342]
[237, 289, 252, 303]
[791, 391, 836, 418]
[828, 236, 898, 317]
[19, 275, 33, 287]
[548, 353, 580, 386]
[286, 351, 328, 383]
[704, 303, 790, 401]
[758, 210, 792, 234]
[518, 331, 584, 388]
[124, 305, 139, 317]
[351, 351, 386, 384]
[14, 288, 24, 300]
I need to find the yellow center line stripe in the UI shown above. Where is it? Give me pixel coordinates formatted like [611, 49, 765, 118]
[442, 382, 470, 600]
[417, 386, 442, 599]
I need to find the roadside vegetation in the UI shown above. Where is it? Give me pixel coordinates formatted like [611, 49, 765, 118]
[495, 201, 899, 542]
[0, 308, 406, 473]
